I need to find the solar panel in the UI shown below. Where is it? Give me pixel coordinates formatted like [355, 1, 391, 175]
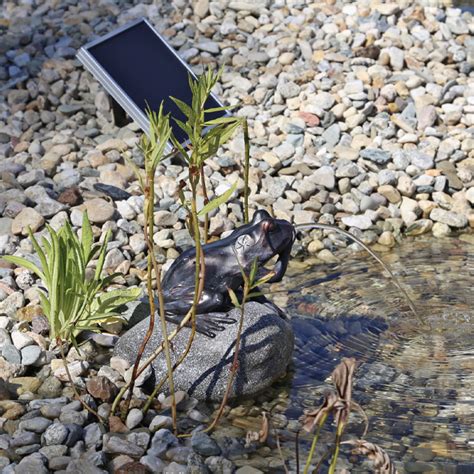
[77, 18, 227, 149]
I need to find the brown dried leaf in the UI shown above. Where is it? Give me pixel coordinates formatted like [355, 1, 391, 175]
[245, 412, 269, 447]
[344, 440, 398, 474]
[301, 391, 338, 433]
[331, 357, 357, 425]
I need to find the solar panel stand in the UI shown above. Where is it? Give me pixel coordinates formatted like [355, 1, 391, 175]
[109, 95, 131, 127]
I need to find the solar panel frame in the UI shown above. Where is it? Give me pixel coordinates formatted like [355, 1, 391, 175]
[76, 17, 229, 152]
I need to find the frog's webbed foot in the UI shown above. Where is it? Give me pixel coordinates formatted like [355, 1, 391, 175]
[196, 312, 237, 338]
[164, 312, 236, 338]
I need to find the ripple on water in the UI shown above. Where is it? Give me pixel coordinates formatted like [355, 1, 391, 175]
[274, 236, 473, 470]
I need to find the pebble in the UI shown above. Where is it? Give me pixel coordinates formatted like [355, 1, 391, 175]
[430, 208, 468, 228]
[11, 208, 45, 235]
[125, 408, 143, 430]
[20, 345, 42, 366]
[82, 198, 115, 224]
[191, 431, 221, 456]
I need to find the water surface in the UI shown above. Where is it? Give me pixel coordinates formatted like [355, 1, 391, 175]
[275, 235, 474, 471]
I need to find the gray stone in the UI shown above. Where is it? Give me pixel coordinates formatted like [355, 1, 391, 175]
[430, 208, 468, 228]
[360, 148, 391, 165]
[140, 455, 166, 472]
[341, 215, 373, 230]
[407, 151, 434, 170]
[2, 343, 21, 365]
[417, 105, 437, 130]
[84, 423, 105, 450]
[11, 208, 44, 235]
[311, 166, 335, 189]
[148, 429, 179, 457]
[0, 218, 13, 236]
[378, 170, 397, 186]
[37, 377, 63, 398]
[277, 81, 300, 99]
[103, 433, 145, 457]
[114, 302, 293, 401]
[336, 162, 360, 178]
[149, 415, 173, 432]
[11, 331, 34, 350]
[273, 142, 295, 160]
[19, 417, 52, 433]
[15, 452, 48, 474]
[82, 199, 115, 224]
[21, 345, 42, 366]
[312, 92, 335, 110]
[125, 408, 143, 430]
[10, 431, 40, 447]
[191, 431, 221, 456]
[322, 123, 340, 147]
[43, 423, 69, 446]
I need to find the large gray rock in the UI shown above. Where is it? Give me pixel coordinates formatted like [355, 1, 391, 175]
[114, 302, 294, 401]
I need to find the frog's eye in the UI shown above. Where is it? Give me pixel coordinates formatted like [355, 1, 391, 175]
[234, 234, 254, 251]
[262, 220, 275, 232]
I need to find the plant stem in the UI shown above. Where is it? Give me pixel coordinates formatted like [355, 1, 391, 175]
[275, 429, 290, 474]
[243, 118, 250, 224]
[328, 422, 345, 474]
[123, 172, 177, 432]
[122, 177, 155, 415]
[58, 339, 103, 423]
[143, 248, 205, 414]
[295, 430, 300, 474]
[200, 166, 209, 243]
[111, 309, 193, 415]
[205, 283, 248, 433]
[303, 414, 328, 474]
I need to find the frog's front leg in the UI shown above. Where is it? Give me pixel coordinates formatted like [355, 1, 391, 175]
[164, 290, 237, 338]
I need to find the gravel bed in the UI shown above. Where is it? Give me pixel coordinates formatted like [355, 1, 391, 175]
[0, 0, 473, 472]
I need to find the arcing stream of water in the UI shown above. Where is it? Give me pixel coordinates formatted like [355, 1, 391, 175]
[295, 223, 422, 323]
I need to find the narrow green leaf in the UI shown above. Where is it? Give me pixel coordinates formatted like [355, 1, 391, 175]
[3, 255, 45, 281]
[204, 116, 241, 126]
[255, 272, 276, 287]
[204, 104, 237, 114]
[28, 229, 50, 284]
[249, 259, 258, 285]
[81, 211, 93, 262]
[170, 96, 194, 120]
[197, 180, 238, 217]
[228, 288, 241, 309]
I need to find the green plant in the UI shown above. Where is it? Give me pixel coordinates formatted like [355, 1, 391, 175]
[123, 103, 178, 428]
[112, 68, 250, 426]
[4, 212, 140, 346]
[4, 212, 140, 422]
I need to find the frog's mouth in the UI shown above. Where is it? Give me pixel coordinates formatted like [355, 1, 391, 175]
[263, 221, 296, 283]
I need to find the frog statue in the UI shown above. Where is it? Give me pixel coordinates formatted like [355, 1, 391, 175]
[160, 209, 296, 337]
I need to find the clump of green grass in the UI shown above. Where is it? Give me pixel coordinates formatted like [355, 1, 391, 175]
[4, 212, 140, 346]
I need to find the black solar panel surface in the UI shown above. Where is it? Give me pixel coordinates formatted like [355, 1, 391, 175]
[88, 20, 224, 143]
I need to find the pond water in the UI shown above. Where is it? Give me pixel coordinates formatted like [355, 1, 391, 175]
[220, 236, 473, 472]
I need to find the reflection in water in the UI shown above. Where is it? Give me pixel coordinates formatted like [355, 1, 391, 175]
[276, 236, 473, 471]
